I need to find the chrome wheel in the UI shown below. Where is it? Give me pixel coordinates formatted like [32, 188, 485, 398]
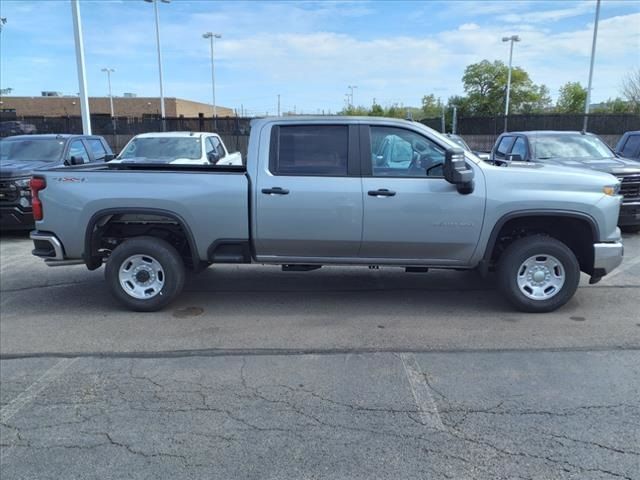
[118, 254, 165, 300]
[516, 254, 565, 301]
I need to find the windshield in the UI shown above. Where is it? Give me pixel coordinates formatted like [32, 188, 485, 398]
[118, 137, 202, 161]
[0, 138, 65, 162]
[531, 134, 612, 160]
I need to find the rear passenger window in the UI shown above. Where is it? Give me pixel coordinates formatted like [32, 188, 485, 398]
[272, 125, 348, 176]
[620, 135, 640, 158]
[495, 136, 514, 159]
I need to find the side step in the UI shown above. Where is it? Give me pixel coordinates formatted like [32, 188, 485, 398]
[282, 264, 322, 272]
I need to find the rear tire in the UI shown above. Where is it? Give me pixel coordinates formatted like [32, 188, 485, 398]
[497, 236, 580, 313]
[105, 236, 185, 312]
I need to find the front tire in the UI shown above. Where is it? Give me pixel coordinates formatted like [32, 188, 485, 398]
[105, 236, 185, 312]
[497, 236, 580, 313]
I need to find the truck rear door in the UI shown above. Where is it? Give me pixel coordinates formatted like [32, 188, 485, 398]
[254, 123, 362, 260]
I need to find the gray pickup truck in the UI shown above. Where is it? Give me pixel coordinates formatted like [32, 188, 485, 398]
[30, 117, 624, 313]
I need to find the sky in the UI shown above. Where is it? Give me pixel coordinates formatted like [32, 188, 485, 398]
[0, 0, 639, 116]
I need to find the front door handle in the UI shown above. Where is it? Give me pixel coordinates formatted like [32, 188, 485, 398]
[368, 189, 396, 197]
[261, 187, 290, 195]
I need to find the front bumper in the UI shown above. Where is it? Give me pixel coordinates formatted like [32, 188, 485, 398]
[593, 241, 624, 276]
[0, 205, 34, 230]
[618, 201, 640, 226]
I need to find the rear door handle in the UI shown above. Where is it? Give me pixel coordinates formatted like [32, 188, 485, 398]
[368, 189, 396, 197]
[261, 187, 290, 195]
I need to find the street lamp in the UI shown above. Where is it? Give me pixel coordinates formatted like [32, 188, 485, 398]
[144, 0, 170, 128]
[583, 0, 601, 132]
[502, 34, 520, 132]
[202, 32, 222, 127]
[101, 68, 115, 118]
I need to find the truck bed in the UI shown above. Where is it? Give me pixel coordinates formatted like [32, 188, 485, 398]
[34, 164, 249, 262]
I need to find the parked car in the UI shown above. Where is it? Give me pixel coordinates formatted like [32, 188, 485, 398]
[615, 131, 640, 160]
[490, 131, 640, 232]
[444, 134, 490, 160]
[112, 132, 242, 166]
[0, 120, 37, 137]
[0, 134, 113, 230]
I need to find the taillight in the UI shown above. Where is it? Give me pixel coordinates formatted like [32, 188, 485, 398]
[30, 176, 46, 221]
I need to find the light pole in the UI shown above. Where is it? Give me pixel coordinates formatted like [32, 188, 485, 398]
[202, 32, 222, 128]
[348, 85, 358, 108]
[144, 0, 169, 129]
[101, 68, 115, 118]
[71, 0, 91, 134]
[583, 0, 601, 132]
[502, 34, 520, 132]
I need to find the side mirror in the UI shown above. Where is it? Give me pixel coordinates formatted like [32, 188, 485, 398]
[507, 153, 523, 162]
[443, 148, 474, 194]
[64, 155, 81, 166]
[104, 154, 116, 161]
[207, 151, 220, 163]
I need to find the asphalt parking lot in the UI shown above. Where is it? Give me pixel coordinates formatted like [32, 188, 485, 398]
[1, 231, 639, 479]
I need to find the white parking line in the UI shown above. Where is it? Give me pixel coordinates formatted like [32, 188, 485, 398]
[0, 357, 78, 424]
[399, 353, 445, 431]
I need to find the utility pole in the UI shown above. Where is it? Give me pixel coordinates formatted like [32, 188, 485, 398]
[502, 34, 521, 132]
[101, 68, 115, 118]
[71, 0, 91, 134]
[277, 94, 281, 116]
[441, 103, 445, 133]
[145, 0, 169, 130]
[348, 85, 357, 108]
[583, 0, 601, 132]
[202, 32, 221, 129]
[452, 106, 458, 134]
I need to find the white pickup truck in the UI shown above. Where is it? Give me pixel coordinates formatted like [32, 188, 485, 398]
[111, 131, 243, 166]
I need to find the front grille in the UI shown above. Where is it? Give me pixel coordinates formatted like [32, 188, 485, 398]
[617, 174, 640, 200]
[0, 181, 19, 202]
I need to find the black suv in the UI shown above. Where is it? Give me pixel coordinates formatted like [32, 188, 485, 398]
[0, 134, 114, 230]
[615, 131, 640, 160]
[490, 131, 640, 232]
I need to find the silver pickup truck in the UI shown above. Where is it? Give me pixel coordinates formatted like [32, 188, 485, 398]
[30, 117, 624, 313]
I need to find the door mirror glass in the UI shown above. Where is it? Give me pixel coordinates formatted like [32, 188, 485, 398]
[207, 151, 220, 163]
[443, 148, 474, 193]
[104, 153, 116, 161]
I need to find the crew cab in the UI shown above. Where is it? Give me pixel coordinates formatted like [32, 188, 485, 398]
[30, 117, 624, 313]
[111, 131, 242, 166]
[490, 131, 640, 232]
[0, 134, 113, 230]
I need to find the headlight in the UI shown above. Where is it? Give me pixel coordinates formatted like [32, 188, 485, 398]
[603, 184, 620, 196]
[14, 177, 31, 188]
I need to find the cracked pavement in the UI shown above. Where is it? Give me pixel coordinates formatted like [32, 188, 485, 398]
[1, 232, 640, 478]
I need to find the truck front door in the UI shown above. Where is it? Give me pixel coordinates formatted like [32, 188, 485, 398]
[360, 125, 485, 265]
[254, 124, 363, 260]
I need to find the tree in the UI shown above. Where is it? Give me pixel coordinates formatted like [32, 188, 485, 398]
[420, 94, 443, 117]
[621, 68, 640, 113]
[556, 82, 587, 113]
[369, 102, 384, 116]
[591, 97, 633, 114]
[460, 60, 549, 115]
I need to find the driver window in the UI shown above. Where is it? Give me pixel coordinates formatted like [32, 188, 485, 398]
[67, 140, 90, 164]
[370, 126, 444, 177]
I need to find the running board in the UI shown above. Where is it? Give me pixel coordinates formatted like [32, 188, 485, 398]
[45, 259, 86, 267]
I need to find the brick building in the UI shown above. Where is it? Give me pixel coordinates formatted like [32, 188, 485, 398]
[0, 96, 234, 118]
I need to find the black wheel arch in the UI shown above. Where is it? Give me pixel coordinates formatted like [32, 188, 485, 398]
[480, 209, 599, 275]
[83, 207, 200, 271]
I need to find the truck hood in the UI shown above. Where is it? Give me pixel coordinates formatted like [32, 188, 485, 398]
[500, 159, 619, 185]
[0, 159, 56, 179]
[536, 156, 640, 176]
